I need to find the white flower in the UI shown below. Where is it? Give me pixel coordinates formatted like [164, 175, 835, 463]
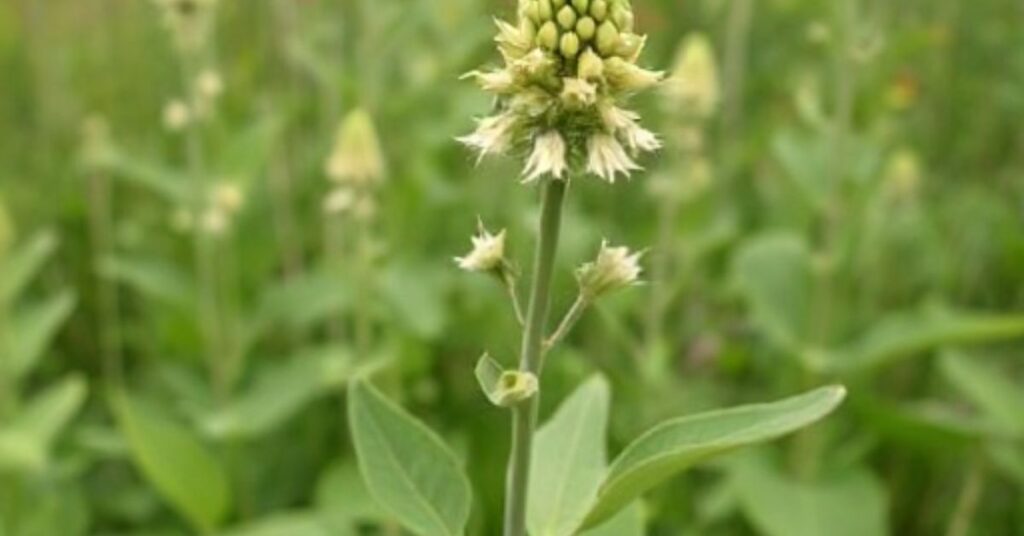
[163, 99, 191, 132]
[560, 77, 597, 108]
[462, 69, 515, 94]
[600, 104, 660, 153]
[523, 131, 567, 182]
[604, 57, 664, 92]
[458, 112, 519, 161]
[576, 241, 643, 300]
[196, 69, 224, 100]
[200, 207, 229, 237]
[494, 18, 533, 60]
[455, 222, 507, 273]
[323, 187, 356, 215]
[510, 48, 556, 80]
[211, 181, 244, 214]
[586, 134, 640, 182]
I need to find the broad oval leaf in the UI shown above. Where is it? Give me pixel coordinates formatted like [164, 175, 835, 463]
[201, 346, 353, 439]
[527, 376, 610, 536]
[0, 374, 87, 472]
[349, 380, 471, 536]
[579, 502, 644, 536]
[731, 456, 887, 536]
[581, 385, 846, 528]
[112, 391, 231, 532]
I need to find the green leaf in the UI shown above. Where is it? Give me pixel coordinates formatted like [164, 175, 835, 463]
[731, 233, 813, 352]
[316, 458, 389, 525]
[0, 231, 58, 305]
[826, 305, 1024, 372]
[581, 385, 846, 528]
[731, 457, 887, 536]
[348, 380, 471, 536]
[220, 511, 341, 536]
[579, 502, 644, 536]
[106, 151, 190, 203]
[201, 346, 354, 440]
[99, 255, 195, 310]
[0, 374, 87, 472]
[527, 376, 610, 536]
[9, 291, 76, 379]
[112, 391, 231, 532]
[939, 352, 1024, 436]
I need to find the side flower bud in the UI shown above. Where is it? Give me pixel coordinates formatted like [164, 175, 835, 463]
[576, 240, 643, 300]
[455, 221, 508, 274]
[326, 108, 386, 185]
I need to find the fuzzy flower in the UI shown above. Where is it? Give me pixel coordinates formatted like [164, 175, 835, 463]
[196, 69, 224, 100]
[523, 131, 568, 182]
[211, 181, 244, 214]
[586, 134, 640, 182]
[323, 187, 356, 216]
[455, 221, 508, 274]
[460, 0, 661, 182]
[576, 241, 643, 300]
[663, 34, 719, 119]
[326, 109, 386, 186]
[163, 99, 191, 132]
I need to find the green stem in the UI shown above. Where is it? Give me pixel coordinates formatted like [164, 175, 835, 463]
[503, 178, 567, 536]
[544, 295, 588, 353]
[86, 169, 124, 386]
[946, 458, 985, 536]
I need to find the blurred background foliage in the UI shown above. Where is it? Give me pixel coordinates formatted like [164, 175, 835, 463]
[1, 0, 1023, 534]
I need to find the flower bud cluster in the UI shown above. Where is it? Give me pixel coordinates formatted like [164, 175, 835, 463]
[460, 0, 663, 183]
[324, 109, 385, 220]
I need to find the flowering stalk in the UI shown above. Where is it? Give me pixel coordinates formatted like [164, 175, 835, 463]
[458, 1, 658, 534]
[505, 177, 566, 536]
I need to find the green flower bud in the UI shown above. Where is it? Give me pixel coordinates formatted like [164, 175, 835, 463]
[537, 21, 559, 50]
[576, 16, 596, 41]
[611, 4, 634, 32]
[525, 1, 541, 23]
[590, 0, 608, 21]
[560, 32, 581, 59]
[557, 5, 577, 29]
[616, 32, 643, 60]
[595, 20, 619, 56]
[537, 0, 553, 22]
[520, 18, 538, 41]
[552, 0, 567, 7]
[572, 0, 589, 15]
[578, 47, 604, 79]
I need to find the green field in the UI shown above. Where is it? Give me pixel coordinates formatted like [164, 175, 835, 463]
[1, 0, 1023, 534]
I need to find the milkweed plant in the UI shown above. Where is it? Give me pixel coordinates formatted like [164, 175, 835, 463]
[347, 1, 847, 535]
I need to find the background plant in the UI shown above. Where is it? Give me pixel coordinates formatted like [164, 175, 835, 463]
[0, 0, 1023, 534]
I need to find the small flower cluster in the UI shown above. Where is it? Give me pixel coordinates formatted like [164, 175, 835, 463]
[163, 69, 224, 133]
[323, 109, 385, 221]
[460, 0, 663, 183]
[170, 180, 246, 237]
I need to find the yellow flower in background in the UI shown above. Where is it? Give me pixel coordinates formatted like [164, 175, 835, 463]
[326, 109, 386, 187]
[663, 33, 719, 119]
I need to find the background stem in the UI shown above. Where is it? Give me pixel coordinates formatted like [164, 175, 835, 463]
[503, 178, 567, 536]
